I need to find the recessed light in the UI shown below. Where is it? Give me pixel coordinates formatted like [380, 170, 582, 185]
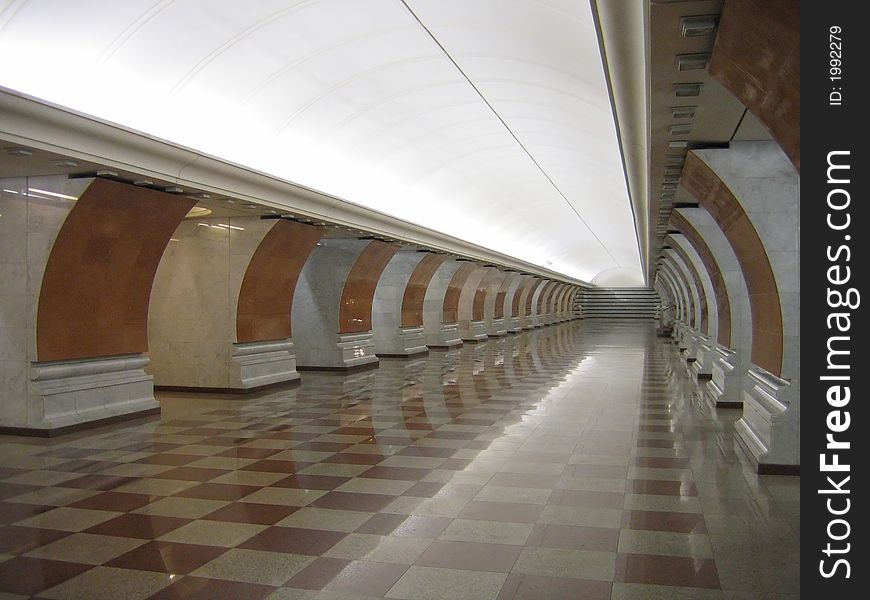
[669, 123, 693, 135]
[670, 106, 697, 119]
[241, 203, 257, 209]
[680, 15, 718, 37]
[28, 188, 79, 200]
[164, 186, 184, 194]
[133, 179, 154, 186]
[5, 147, 32, 157]
[96, 170, 119, 177]
[52, 159, 79, 168]
[668, 140, 689, 149]
[221, 198, 236, 205]
[676, 53, 710, 71]
[673, 83, 703, 97]
[195, 192, 211, 200]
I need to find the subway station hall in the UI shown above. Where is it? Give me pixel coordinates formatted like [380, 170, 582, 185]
[0, 1, 799, 599]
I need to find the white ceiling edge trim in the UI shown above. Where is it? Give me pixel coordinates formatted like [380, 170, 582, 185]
[0, 88, 591, 287]
[590, 0, 650, 284]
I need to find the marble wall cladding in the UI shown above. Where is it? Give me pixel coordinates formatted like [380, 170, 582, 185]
[147, 216, 273, 388]
[441, 262, 474, 325]
[659, 265, 687, 325]
[710, 0, 800, 172]
[696, 142, 799, 383]
[339, 241, 399, 334]
[510, 275, 530, 318]
[37, 178, 196, 361]
[236, 220, 323, 342]
[682, 150, 784, 376]
[665, 249, 702, 332]
[670, 234, 718, 343]
[293, 239, 372, 367]
[458, 265, 487, 324]
[422, 259, 462, 337]
[520, 278, 544, 328]
[490, 272, 513, 322]
[401, 253, 447, 327]
[0, 175, 93, 426]
[371, 249, 428, 354]
[671, 211, 730, 347]
[676, 207, 752, 365]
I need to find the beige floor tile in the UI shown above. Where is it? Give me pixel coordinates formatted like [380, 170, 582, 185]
[192, 548, 313, 585]
[324, 533, 432, 564]
[386, 566, 506, 600]
[439, 519, 532, 545]
[617, 529, 713, 558]
[158, 520, 265, 547]
[474, 485, 551, 505]
[335, 478, 416, 496]
[513, 546, 615, 581]
[242, 487, 327, 506]
[25, 533, 146, 565]
[16, 507, 121, 532]
[132, 496, 229, 519]
[277, 507, 374, 532]
[38, 566, 171, 600]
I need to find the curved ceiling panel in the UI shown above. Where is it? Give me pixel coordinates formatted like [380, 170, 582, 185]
[0, 0, 641, 282]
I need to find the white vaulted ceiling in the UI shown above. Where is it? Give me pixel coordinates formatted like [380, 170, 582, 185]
[0, 0, 642, 283]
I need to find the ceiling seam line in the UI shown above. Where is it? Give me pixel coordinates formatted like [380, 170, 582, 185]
[397, 0, 622, 269]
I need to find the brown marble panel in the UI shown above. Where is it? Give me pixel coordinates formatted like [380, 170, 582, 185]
[667, 238, 708, 334]
[37, 178, 196, 361]
[471, 275, 488, 322]
[524, 278, 545, 316]
[339, 241, 400, 334]
[236, 220, 324, 342]
[709, 0, 799, 171]
[442, 263, 475, 325]
[681, 152, 783, 375]
[670, 212, 732, 347]
[401, 254, 448, 328]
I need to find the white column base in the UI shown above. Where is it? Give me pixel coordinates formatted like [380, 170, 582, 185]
[507, 316, 522, 333]
[376, 327, 429, 357]
[23, 354, 158, 434]
[690, 336, 714, 382]
[487, 317, 508, 337]
[426, 323, 463, 349]
[230, 339, 300, 391]
[735, 366, 799, 474]
[297, 331, 379, 371]
[702, 345, 743, 408]
[460, 320, 488, 342]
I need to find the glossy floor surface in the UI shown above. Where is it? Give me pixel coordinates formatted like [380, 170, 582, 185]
[0, 321, 799, 599]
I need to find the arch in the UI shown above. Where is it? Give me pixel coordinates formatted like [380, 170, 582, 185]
[524, 278, 545, 316]
[339, 241, 400, 333]
[536, 280, 558, 319]
[442, 262, 475, 324]
[667, 238, 708, 334]
[671, 211, 732, 347]
[37, 178, 195, 361]
[510, 275, 532, 317]
[236, 220, 324, 342]
[401, 253, 448, 327]
[681, 151, 783, 376]
[493, 272, 514, 320]
[709, 0, 799, 171]
[665, 256, 696, 328]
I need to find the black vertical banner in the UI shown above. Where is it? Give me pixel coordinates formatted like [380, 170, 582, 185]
[803, 1, 867, 596]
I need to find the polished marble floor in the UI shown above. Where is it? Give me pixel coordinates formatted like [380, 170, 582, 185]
[0, 321, 799, 599]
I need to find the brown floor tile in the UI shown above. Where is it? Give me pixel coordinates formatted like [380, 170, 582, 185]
[354, 512, 411, 535]
[147, 575, 275, 600]
[239, 526, 346, 555]
[50, 459, 117, 473]
[621, 510, 707, 533]
[0, 501, 53, 525]
[459, 501, 543, 523]
[497, 572, 612, 600]
[106, 540, 227, 574]
[416, 540, 520, 572]
[203, 502, 299, 525]
[61, 474, 136, 491]
[0, 525, 71, 555]
[0, 482, 38, 500]
[241, 460, 313, 474]
[0, 556, 91, 595]
[321, 453, 385, 465]
[525, 524, 619, 552]
[293, 442, 353, 452]
[359, 466, 430, 481]
[614, 553, 720, 588]
[271, 474, 350, 490]
[135, 454, 201, 466]
[70, 491, 153, 512]
[174, 482, 259, 501]
[628, 480, 698, 497]
[155, 467, 228, 481]
[85, 513, 190, 539]
[564, 464, 628, 478]
[284, 556, 351, 590]
[310, 491, 395, 512]
[398, 446, 457, 458]
[216, 447, 280, 460]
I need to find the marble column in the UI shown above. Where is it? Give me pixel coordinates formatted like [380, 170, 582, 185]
[484, 269, 512, 337]
[293, 239, 398, 370]
[371, 249, 430, 358]
[458, 265, 489, 342]
[422, 259, 464, 348]
[521, 279, 546, 330]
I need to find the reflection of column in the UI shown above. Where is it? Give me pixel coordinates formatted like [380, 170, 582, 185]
[372, 249, 430, 357]
[293, 239, 398, 370]
[8, 177, 194, 434]
[423, 260, 465, 348]
[684, 143, 799, 472]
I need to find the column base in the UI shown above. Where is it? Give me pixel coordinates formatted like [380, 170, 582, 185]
[297, 331, 379, 371]
[702, 345, 743, 409]
[10, 354, 160, 436]
[460, 320, 488, 343]
[487, 317, 508, 337]
[426, 323, 463, 349]
[506, 317, 522, 333]
[230, 339, 301, 391]
[375, 327, 429, 358]
[735, 366, 799, 474]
